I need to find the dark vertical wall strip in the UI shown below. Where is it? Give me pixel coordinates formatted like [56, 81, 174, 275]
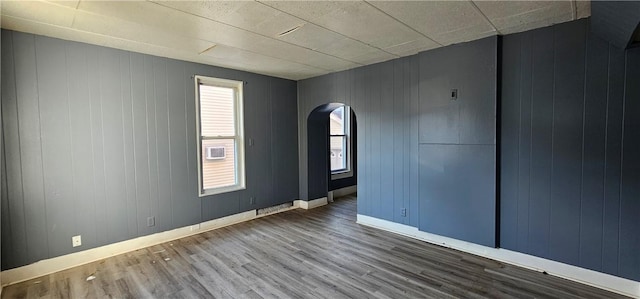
[298, 36, 497, 247]
[619, 46, 640, 281]
[501, 19, 640, 281]
[0, 30, 298, 270]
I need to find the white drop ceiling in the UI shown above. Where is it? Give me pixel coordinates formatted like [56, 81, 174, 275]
[1, 1, 591, 80]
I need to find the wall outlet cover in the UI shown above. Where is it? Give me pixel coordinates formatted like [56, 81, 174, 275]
[72, 235, 82, 247]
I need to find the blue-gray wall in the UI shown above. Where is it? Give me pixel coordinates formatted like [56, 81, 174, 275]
[298, 36, 497, 247]
[0, 30, 299, 270]
[500, 19, 640, 281]
[299, 18, 640, 282]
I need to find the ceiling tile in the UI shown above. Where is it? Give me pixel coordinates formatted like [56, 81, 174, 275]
[1, 15, 204, 65]
[1, 14, 321, 80]
[277, 22, 387, 65]
[2, 0, 76, 27]
[76, 1, 356, 72]
[277, 23, 345, 52]
[473, 1, 574, 34]
[369, 1, 494, 45]
[47, 0, 80, 9]
[576, 1, 591, 19]
[72, 9, 212, 54]
[348, 50, 397, 66]
[265, 1, 424, 49]
[157, 1, 304, 38]
[201, 44, 330, 78]
[383, 38, 440, 56]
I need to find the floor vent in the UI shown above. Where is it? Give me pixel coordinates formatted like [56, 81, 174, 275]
[257, 202, 294, 216]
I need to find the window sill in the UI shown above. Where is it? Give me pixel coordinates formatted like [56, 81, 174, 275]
[199, 184, 246, 197]
[331, 170, 353, 180]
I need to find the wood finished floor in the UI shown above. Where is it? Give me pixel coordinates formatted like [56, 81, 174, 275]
[2, 195, 630, 299]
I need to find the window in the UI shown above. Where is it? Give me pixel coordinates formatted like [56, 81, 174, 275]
[329, 106, 349, 173]
[195, 76, 245, 196]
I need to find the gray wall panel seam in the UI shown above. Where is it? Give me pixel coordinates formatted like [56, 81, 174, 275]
[616, 51, 627, 274]
[601, 44, 610, 270]
[128, 54, 140, 236]
[528, 33, 534, 251]
[32, 34, 49, 258]
[165, 61, 173, 227]
[578, 26, 588, 266]
[517, 37, 523, 249]
[548, 27, 556, 258]
[11, 32, 27, 261]
[64, 43, 78, 240]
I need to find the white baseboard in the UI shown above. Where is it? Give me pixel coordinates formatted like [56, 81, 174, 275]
[356, 214, 640, 298]
[296, 197, 327, 210]
[1, 201, 305, 287]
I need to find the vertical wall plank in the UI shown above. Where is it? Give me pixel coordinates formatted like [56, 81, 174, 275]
[153, 57, 172, 232]
[380, 62, 394, 221]
[517, 33, 533, 252]
[35, 36, 75, 258]
[130, 53, 153, 237]
[99, 47, 129, 242]
[167, 60, 194, 228]
[408, 55, 420, 228]
[120, 52, 138, 239]
[87, 44, 108, 246]
[270, 79, 299, 203]
[548, 20, 586, 265]
[579, 33, 609, 271]
[14, 33, 49, 263]
[528, 27, 555, 258]
[66, 42, 98, 249]
[1, 31, 28, 268]
[499, 33, 521, 250]
[619, 46, 640, 281]
[392, 60, 404, 224]
[144, 56, 160, 234]
[602, 44, 625, 276]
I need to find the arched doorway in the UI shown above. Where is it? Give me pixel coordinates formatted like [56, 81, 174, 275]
[307, 103, 357, 203]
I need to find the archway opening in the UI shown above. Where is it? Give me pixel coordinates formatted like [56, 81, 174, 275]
[307, 103, 357, 202]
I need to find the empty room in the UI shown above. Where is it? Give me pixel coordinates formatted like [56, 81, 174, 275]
[1, 0, 639, 298]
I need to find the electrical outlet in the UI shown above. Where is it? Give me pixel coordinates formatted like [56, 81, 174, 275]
[250, 197, 256, 205]
[147, 216, 155, 227]
[401, 208, 407, 217]
[72, 235, 82, 247]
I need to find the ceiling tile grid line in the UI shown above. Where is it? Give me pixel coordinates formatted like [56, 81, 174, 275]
[362, 0, 444, 47]
[149, 0, 369, 67]
[255, 0, 402, 56]
[94, 0, 359, 71]
[58, 0, 358, 74]
[0, 13, 328, 80]
[1, 0, 593, 80]
[469, 0, 500, 35]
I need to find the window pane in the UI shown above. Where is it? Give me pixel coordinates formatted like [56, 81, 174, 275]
[202, 139, 236, 190]
[329, 106, 344, 134]
[199, 85, 235, 137]
[330, 136, 346, 171]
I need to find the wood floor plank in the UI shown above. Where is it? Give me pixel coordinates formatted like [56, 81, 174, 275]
[1, 195, 632, 298]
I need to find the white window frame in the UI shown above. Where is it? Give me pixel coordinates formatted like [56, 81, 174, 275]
[195, 75, 246, 197]
[330, 106, 352, 179]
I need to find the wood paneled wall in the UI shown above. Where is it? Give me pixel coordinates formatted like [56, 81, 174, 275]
[500, 19, 640, 281]
[298, 36, 498, 247]
[0, 30, 298, 270]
